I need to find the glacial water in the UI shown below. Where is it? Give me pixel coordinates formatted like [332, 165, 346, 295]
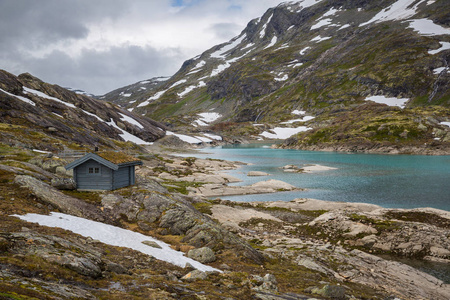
[192, 143, 450, 211]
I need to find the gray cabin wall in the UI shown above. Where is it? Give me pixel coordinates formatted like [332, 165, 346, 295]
[112, 166, 134, 189]
[74, 160, 113, 190]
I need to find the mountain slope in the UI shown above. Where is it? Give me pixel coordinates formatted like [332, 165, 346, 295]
[108, 0, 450, 153]
[0, 70, 166, 152]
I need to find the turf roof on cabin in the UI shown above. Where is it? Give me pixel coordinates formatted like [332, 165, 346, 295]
[95, 151, 141, 164]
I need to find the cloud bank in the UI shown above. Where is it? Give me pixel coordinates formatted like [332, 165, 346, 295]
[0, 0, 283, 94]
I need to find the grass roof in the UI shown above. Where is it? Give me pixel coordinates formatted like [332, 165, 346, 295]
[95, 151, 141, 165]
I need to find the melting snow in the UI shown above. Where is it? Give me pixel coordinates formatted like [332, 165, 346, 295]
[440, 122, 450, 127]
[260, 126, 312, 139]
[168, 79, 187, 89]
[259, 13, 273, 38]
[0, 88, 35, 106]
[274, 74, 289, 81]
[407, 19, 450, 36]
[300, 47, 310, 55]
[280, 116, 315, 124]
[138, 90, 167, 107]
[166, 131, 204, 144]
[139, 80, 150, 84]
[339, 24, 351, 30]
[429, 42, 450, 55]
[211, 63, 231, 77]
[24, 87, 74, 108]
[311, 35, 331, 42]
[120, 92, 132, 97]
[365, 95, 409, 108]
[14, 212, 219, 272]
[194, 136, 213, 143]
[433, 67, 448, 75]
[264, 36, 278, 49]
[193, 112, 221, 126]
[119, 113, 143, 129]
[295, 0, 324, 13]
[292, 110, 306, 115]
[203, 133, 222, 141]
[311, 18, 333, 30]
[178, 81, 206, 97]
[359, 0, 427, 27]
[210, 34, 246, 59]
[107, 118, 151, 145]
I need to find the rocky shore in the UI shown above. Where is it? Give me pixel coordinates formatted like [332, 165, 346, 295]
[1, 150, 449, 299]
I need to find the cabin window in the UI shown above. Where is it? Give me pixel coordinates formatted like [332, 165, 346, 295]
[88, 167, 101, 175]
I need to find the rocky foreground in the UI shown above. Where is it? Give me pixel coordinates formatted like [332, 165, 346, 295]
[0, 149, 449, 299]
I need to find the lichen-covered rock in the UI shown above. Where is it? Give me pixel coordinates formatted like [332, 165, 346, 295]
[181, 270, 208, 281]
[14, 175, 104, 221]
[51, 178, 76, 190]
[187, 247, 216, 263]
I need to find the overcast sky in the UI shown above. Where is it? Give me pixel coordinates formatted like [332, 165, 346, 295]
[0, 0, 284, 95]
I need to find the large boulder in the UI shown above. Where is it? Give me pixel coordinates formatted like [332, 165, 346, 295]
[187, 247, 216, 263]
[51, 178, 76, 190]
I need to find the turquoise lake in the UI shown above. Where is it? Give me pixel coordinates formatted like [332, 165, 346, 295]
[191, 144, 450, 211]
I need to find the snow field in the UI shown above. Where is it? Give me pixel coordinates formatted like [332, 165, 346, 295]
[365, 95, 409, 108]
[14, 212, 220, 273]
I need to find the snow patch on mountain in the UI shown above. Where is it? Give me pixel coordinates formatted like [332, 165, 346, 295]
[1, 88, 35, 106]
[359, 0, 428, 27]
[280, 116, 315, 124]
[166, 131, 204, 144]
[260, 126, 312, 139]
[193, 112, 221, 126]
[292, 110, 306, 115]
[365, 95, 409, 108]
[264, 36, 278, 49]
[433, 67, 449, 75]
[407, 19, 450, 36]
[178, 81, 206, 97]
[107, 118, 151, 145]
[259, 13, 273, 38]
[274, 74, 288, 81]
[311, 35, 331, 42]
[120, 92, 132, 97]
[300, 47, 310, 55]
[203, 133, 222, 141]
[168, 79, 187, 89]
[293, 0, 324, 13]
[119, 113, 143, 129]
[23, 87, 75, 108]
[429, 42, 450, 55]
[210, 34, 246, 59]
[138, 90, 167, 107]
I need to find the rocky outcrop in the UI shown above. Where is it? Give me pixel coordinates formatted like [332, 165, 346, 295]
[210, 199, 450, 300]
[194, 179, 300, 197]
[14, 175, 104, 221]
[187, 247, 216, 263]
[0, 69, 166, 151]
[99, 177, 264, 264]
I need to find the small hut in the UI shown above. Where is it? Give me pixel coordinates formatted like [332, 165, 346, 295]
[65, 151, 142, 191]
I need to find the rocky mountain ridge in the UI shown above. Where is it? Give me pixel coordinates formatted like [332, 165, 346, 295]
[104, 0, 450, 153]
[0, 70, 166, 152]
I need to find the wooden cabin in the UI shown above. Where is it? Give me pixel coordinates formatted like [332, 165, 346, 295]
[65, 151, 142, 191]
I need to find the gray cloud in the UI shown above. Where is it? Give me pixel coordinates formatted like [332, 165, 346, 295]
[0, 0, 283, 95]
[209, 23, 243, 40]
[23, 45, 184, 94]
[0, 0, 127, 51]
